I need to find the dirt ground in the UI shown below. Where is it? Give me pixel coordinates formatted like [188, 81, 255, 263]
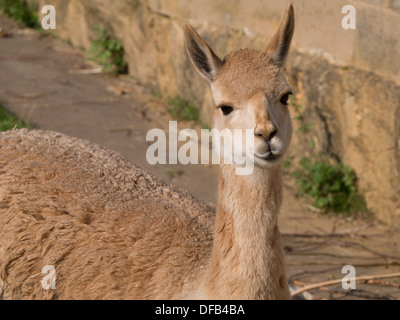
[1, 15, 400, 300]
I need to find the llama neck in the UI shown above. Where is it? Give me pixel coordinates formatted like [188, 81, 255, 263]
[205, 164, 289, 299]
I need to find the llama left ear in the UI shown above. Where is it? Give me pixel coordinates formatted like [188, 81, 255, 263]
[184, 24, 223, 82]
[264, 3, 295, 66]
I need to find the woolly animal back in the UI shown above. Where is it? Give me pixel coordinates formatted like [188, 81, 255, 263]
[0, 129, 214, 299]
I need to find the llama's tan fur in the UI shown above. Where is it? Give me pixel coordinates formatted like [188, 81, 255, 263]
[0, 130, 214, 299]
[0, 4, 294, 300]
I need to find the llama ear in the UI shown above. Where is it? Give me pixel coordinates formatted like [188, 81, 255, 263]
[184, 24, 223, 82]
[264, 3, 295, 66]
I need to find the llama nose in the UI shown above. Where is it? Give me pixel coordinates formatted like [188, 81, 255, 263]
[255, 127, 277, 143]
[266, 129, 277, 142]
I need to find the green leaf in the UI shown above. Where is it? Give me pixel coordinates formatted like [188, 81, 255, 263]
[87, 25, 128, 75]
[292, 153, 369, 217]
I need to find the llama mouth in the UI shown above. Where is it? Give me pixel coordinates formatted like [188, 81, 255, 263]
[255, 152, 281, 162]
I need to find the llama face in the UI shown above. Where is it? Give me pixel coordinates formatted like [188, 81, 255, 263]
[184, 3, 294, 169]
[211, 49, 293, 168]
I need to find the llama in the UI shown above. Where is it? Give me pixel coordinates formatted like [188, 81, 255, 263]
[0, 3, 294, 300]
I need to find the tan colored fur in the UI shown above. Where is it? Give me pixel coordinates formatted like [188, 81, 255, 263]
[0, 130, 214, 299]
[184, 3, 295, 299]
[204, 165, 289, 299]
[0, 4, 294, 300]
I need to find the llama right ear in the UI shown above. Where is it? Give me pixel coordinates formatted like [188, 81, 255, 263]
[264, 3, 295, 66]
[184, 24, 223, 82]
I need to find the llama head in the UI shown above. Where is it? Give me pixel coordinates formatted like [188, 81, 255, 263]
[184, 4, 295, 169]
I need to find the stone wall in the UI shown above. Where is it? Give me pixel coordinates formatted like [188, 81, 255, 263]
[33, 0, 400, 226]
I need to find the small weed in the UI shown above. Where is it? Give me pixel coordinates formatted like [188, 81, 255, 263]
[296, 122, 315, 134]
[200, 122, 211, 130]
[308, 140, 316, 150]
[167, 96, 200, 122]
[282, 160, 290, 171]
[166, 169, 184, 180]
[289, 93, 303, 115]
[292, 153, 369, 216]
[288, 92, 369, 217]
[88, 26, 128, 75]
[167, 95, 211, 129]
[0, 0, 40, 29]
[292, 114, 304, 121]
[289, 93, 315, 133]
[0, 105, 32, 131]
[62, 38, 73, 46]
[152, 88, 163, 99]
[282, 155, 294, 175]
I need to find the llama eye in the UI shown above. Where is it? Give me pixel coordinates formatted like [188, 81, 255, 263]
[280, 93, 292, 106]
[220, 105, 234, 116]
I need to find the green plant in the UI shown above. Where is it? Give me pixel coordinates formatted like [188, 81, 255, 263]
[282, 155, 294, 175]
[152, 88, 163, 99]
[292, 153, 369, 216]
[289, 93, 315, 134]
[0, 105, 32, 131]
[296, 121, 315, 134]
[166, 169, 184, 180]
[0, 0, 40, 29]
[167, 96, 200, 122]
[200, 122, 211, 130]
[287, 93, 369, 216]
[167, 95, 211, 128]
[88, 26, 128, 75]
[289, 93, 302, 116]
